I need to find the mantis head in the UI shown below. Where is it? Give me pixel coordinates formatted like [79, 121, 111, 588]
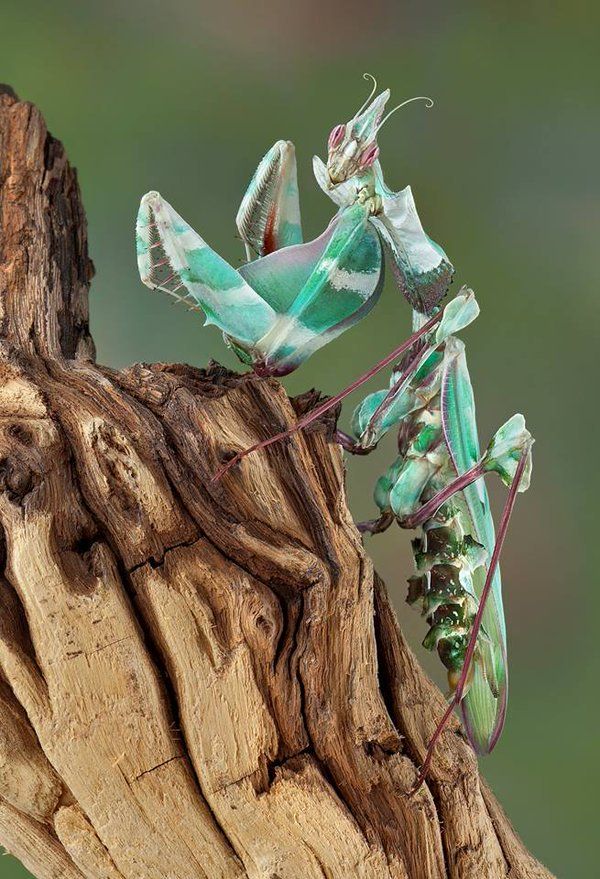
[325, 74, 434, 186]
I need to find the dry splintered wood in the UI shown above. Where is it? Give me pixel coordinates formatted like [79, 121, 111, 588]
[0, 85, 553, 879]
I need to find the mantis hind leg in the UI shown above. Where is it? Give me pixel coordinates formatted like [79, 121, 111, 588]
[335, 429, 375, 455]
[212, 310, 444, 482]
[357, 511, 395, 535]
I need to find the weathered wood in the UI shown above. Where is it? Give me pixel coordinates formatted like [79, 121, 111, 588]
[0, 87, 553, 879]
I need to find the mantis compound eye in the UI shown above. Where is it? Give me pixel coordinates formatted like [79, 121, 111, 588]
[328, 124, 345, 149]
[359, 143, 380, 169]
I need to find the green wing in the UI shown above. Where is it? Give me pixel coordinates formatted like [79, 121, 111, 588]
[441, 342, 508, 753]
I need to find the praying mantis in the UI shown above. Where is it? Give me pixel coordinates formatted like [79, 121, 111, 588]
[135, 75, 534, 791]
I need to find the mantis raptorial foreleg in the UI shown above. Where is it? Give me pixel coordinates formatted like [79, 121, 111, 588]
[236, 140, 303, 259]
[138, 91, 402, 378]
[137, 192, 278, 340]
[138, 184, 383, 376]
[137, 78, 454, 380]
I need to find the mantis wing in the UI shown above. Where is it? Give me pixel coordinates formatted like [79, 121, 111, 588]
[441, 343, 508, 754]
[137, 192, 277, 347]
[236, 140, 303, 258]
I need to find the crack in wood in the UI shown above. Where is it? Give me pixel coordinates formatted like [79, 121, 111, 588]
[134, 754, 183, 782]
[126, 533, 204, 574]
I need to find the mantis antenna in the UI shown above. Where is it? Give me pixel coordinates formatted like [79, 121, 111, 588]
[351, 73, 378, 120]
[376, 95, 434, 132]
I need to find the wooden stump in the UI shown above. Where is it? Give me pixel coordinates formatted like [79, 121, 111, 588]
[0, 86, 553, 879]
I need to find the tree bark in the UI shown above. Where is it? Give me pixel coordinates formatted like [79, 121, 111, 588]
[0, 86, 553, 879]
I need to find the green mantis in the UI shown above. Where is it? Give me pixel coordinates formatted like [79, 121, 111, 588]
[135, 75, 534, 789]
[350, 292, 532, 785]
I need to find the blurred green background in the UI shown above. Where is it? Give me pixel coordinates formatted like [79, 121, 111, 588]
[1, 1, 598, 876]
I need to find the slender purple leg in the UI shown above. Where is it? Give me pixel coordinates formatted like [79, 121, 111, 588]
[211, 309, 443, 483]
[357, 511, 395, 535]
[399, 461, 485, 530]
[360, 346, 425, 448]
[409, 450, 530, 794]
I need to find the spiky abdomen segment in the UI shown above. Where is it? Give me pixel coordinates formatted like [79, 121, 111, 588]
[407, 518, 481, 685]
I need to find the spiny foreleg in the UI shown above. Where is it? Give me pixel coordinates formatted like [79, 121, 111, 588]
[236, 140, 303, 259]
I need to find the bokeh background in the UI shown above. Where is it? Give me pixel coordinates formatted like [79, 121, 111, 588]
[2, 1, 598, 876]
